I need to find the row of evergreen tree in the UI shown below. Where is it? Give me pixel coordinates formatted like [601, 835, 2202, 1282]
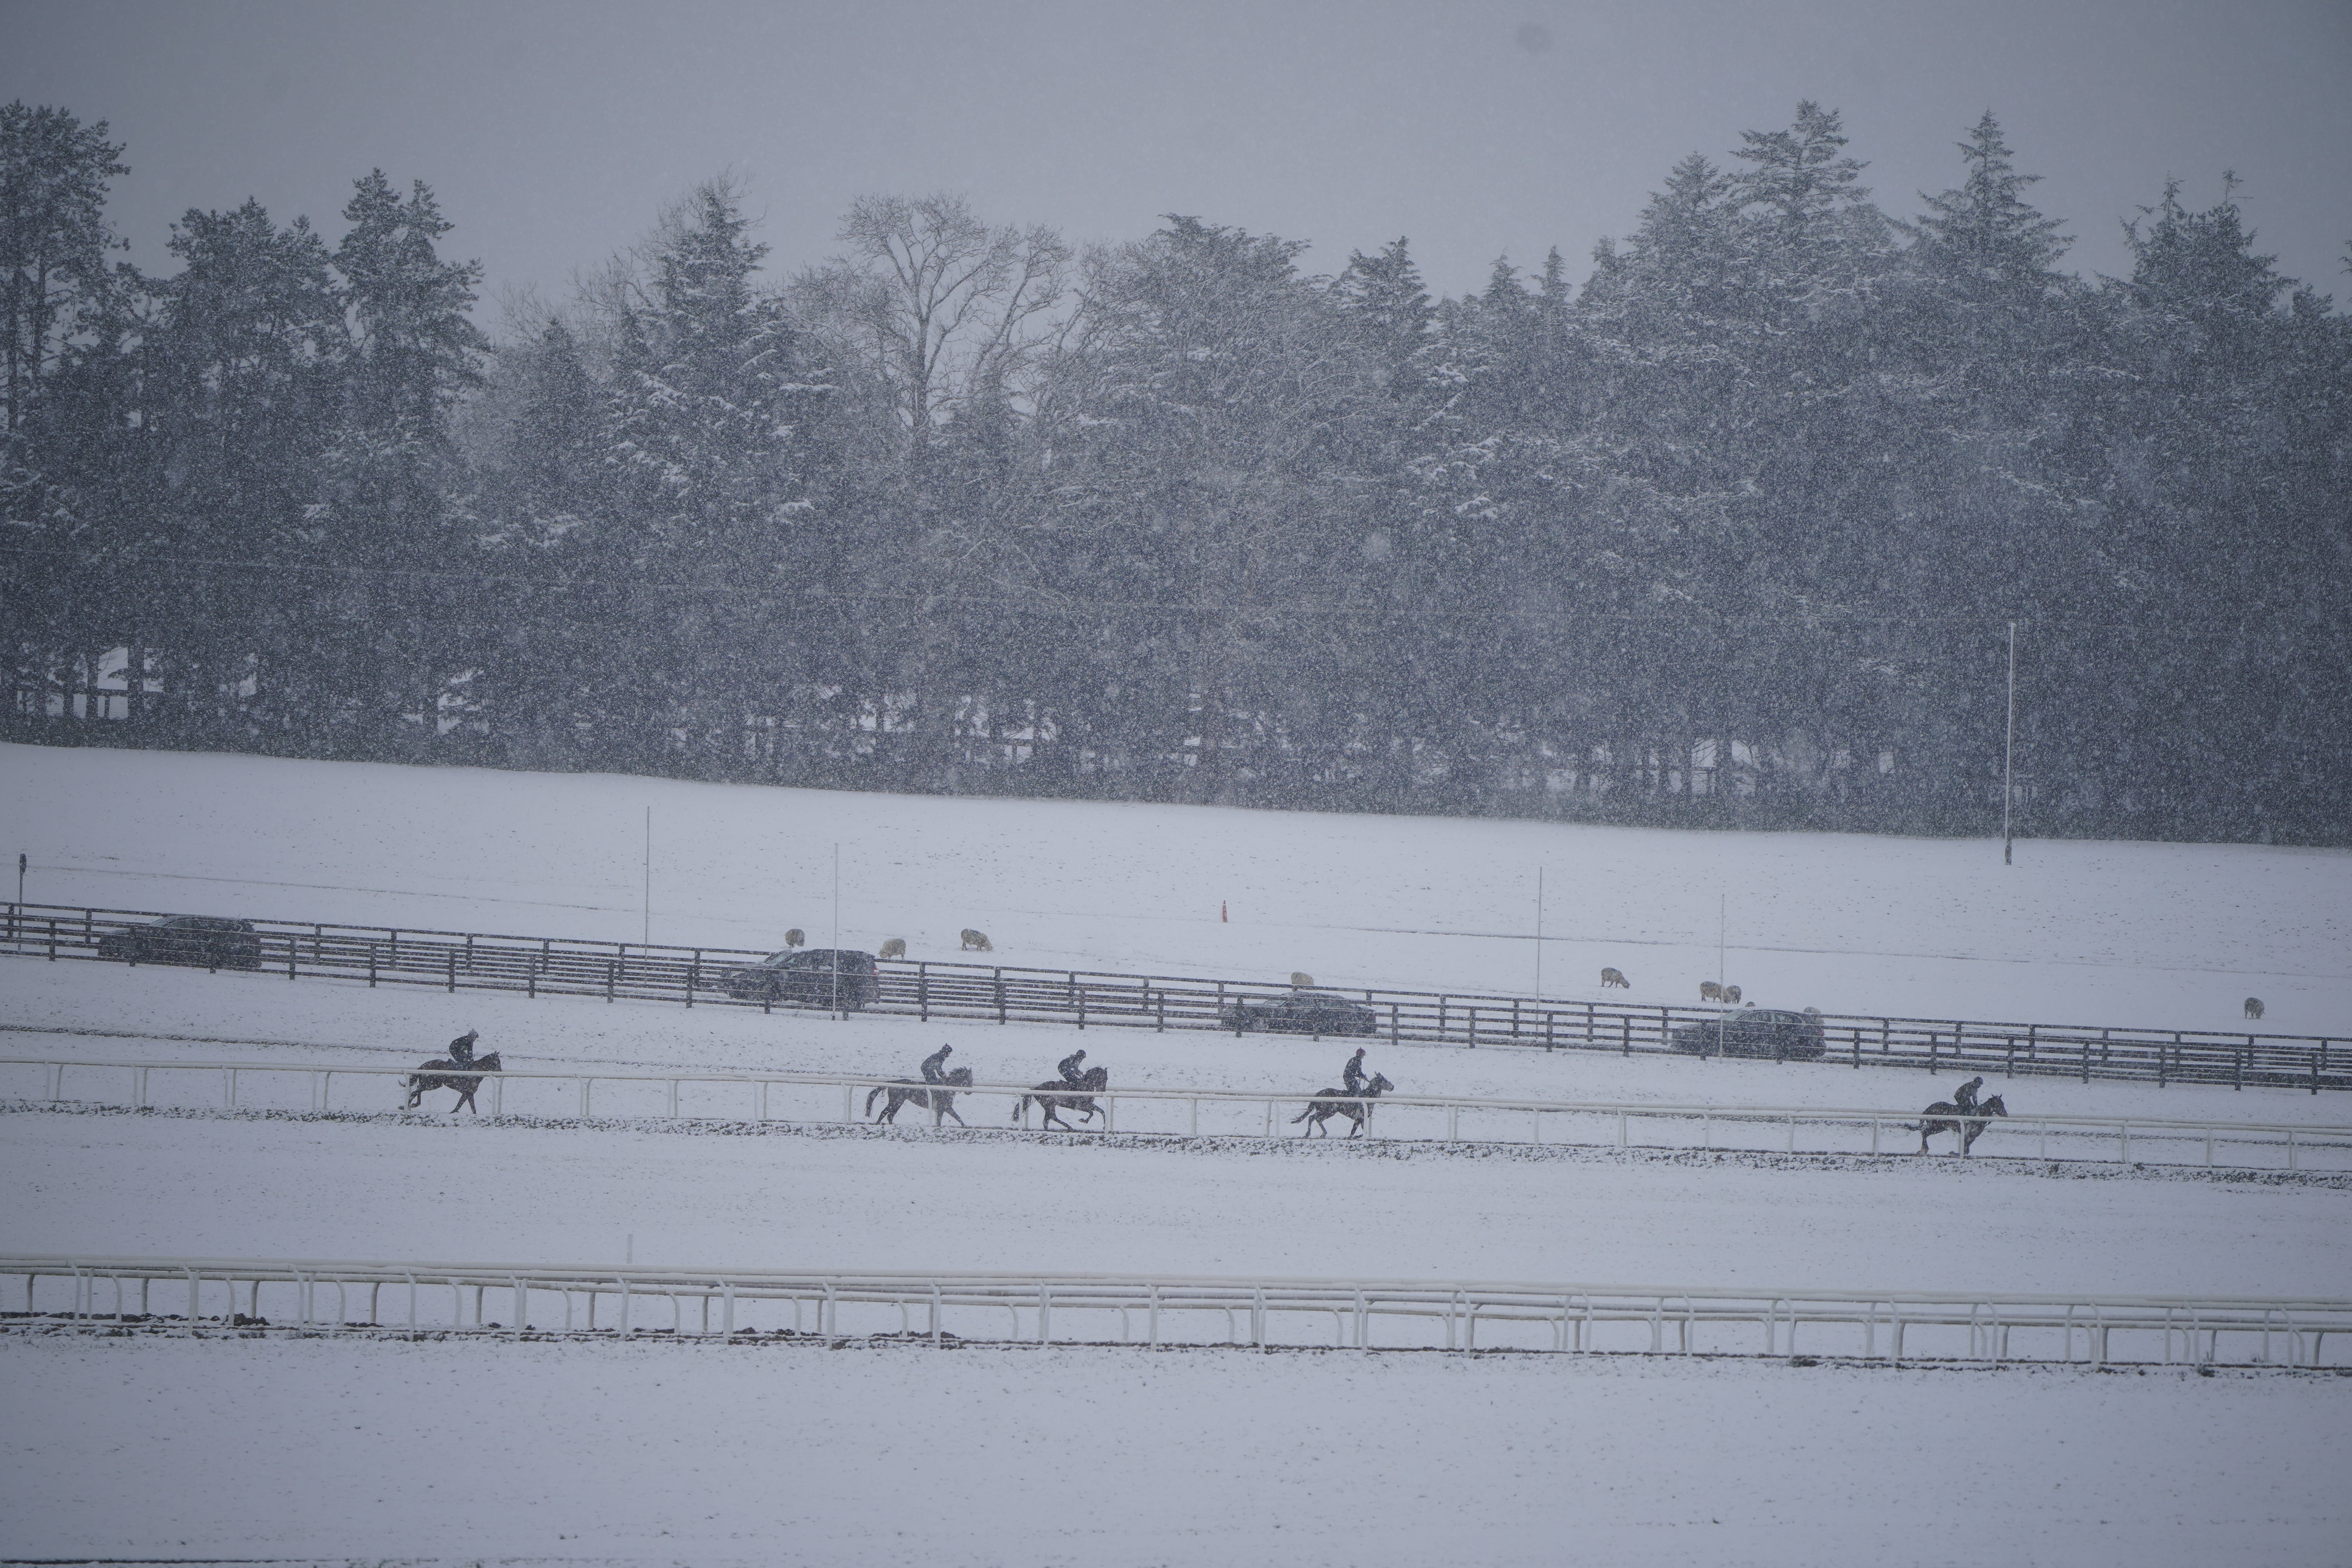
[5, 100, 2347, 841]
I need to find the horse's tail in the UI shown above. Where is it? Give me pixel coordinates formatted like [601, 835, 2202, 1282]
[865, 1084, 885, 1115]
[1290, 1106, 1313, 1122]
[1011, 1094, 1029, 1125]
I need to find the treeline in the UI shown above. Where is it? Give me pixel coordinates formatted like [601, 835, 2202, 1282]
[5, 101, 2348, 842]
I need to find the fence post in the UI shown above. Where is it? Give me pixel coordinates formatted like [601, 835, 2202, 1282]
[368, 945, 377, 987]
[606, 960, 616, 1003]
[918, 964, 928, 1023]
[1078, 985, 1086, 1031]
[686, 958, 697, 1008]
[1390, 1003, 1399, 1046]
[445, 950, 456, 993]
[996, 969, 1006, 1025]
[1156, 990, 1165, 1033]
[47, 918, 56, 960]
[1621, 1015, 1630, 1056]
[1468, 1007, 1477, 1049]
[287, 938, 296, 981]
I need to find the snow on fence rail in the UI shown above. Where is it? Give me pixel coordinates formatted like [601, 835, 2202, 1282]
[9, 1056, 2349, 1173]
[6, 900, 2345, 1092]
[7, 1254, 2345, 1368]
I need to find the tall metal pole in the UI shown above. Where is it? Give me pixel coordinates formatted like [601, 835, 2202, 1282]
[1534, 867, 1543, 1000]
[642, 808, 651, 946]
[831, 842, 842, 1018]
[2003, 621, 2018, 866]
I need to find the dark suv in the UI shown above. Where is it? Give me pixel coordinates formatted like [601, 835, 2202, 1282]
[95, 915, 264, 971]
[722, 947, 879, 1010]
[1221, 989, 1380, 1037]
[1669, 1007, 1826, 1060]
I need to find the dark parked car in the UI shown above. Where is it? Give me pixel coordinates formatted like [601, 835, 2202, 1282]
[1221, 989, 1380, 1037]
[722, 947, 878, 1010]
[1669, 1007, 1826, 1060]
[94, 915, 263, 971]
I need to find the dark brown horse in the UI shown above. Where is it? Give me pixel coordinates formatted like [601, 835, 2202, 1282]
[866, 1067, 974, 1126]
[1014, 1066, 1109, 1131]
[403, 1051, 502, 1113]
[1291, 1073, 1393, 1137]
[1913, 1093, 2007, 1155]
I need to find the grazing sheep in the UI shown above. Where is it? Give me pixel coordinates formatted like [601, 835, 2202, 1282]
[2245, 996, 2265, 1020]
[1699, 980, 1725, 1002]
[1600, 967, 1630, 988]
[960, 928, 993, 952]
[784, 929, 805, 949]
[1290, 971, 1315, 988]
[1724, 984, 1742, 1004]
[878, 938, 906, 961]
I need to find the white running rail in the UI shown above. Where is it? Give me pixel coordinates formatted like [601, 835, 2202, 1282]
[7, 1254, 2344, 1368]
[6, 1055, 2348, 1171]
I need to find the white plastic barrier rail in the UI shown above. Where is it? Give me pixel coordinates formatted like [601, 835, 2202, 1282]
[7, 1254, 2345, 1368]
[6, 1056, 2350, 1172]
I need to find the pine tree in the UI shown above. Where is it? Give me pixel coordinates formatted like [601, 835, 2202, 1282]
[334, 171, 484, 435]
[1911, 113, 2069, 299]
[0, 102, 129, 436]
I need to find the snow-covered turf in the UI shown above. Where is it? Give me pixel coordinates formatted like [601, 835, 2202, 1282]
[4, 1335, 2345, 1568]
[5, 1100, 2348, 1296]
[7, 742, 2348, 1033]
[2, 742, 2347, 1563]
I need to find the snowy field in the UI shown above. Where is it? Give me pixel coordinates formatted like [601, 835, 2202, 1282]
[6, 742, 2349, 1033]
[5, 1335, 2347, 1568]
[2, 742, 2348, 1564]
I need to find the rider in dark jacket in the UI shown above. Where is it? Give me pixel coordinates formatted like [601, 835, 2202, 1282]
[1953, 1076, 1985, 1115]
[921, 1044, 953, 1084]
[447, 1029, 479, 1065]
[1343, 1047, 1368, 1095]
[1058, 1048, 1088, 1087]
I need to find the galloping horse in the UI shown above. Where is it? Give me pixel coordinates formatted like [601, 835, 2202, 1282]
[866, 1067, 975, 1127]
[1292, 1072, 1394, 1138]
[403, 1051, 503, 1113]
[1013, 1066, 1109, 1131]
[1913, 1093, 2007, 1155]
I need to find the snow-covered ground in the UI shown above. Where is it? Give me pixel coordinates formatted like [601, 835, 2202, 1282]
[6, 742, 2348, 1033]
[6, 1098, 2348, 1296]
[2, 742, 2347, 1564]
[6, 1335, 2343, 1568]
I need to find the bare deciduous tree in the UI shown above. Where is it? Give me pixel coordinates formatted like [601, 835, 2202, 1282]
[793, 193, 1067, 480]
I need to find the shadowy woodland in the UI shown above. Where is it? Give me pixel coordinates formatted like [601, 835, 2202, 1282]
[5, 102, 2348, 841]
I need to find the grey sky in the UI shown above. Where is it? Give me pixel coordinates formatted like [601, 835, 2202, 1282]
[8, 0, 2349, 323]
